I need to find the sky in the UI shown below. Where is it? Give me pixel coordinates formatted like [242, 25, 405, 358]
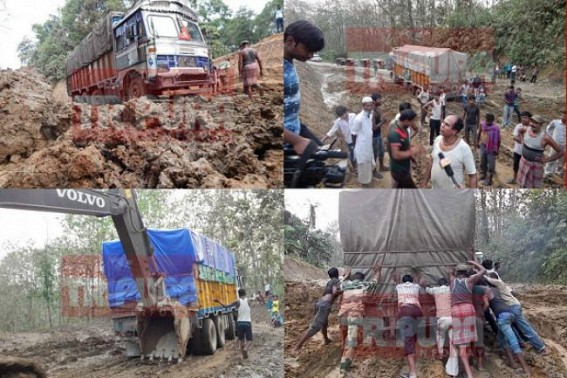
[0, 209, 64, 259]
[0, 0, 270, 69]
[284, 189, 342, 231]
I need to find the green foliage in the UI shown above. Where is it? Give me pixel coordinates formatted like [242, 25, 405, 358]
[284, 210, 338, 268]
[477, 190, 567, 285]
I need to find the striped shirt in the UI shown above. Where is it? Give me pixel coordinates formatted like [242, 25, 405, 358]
[426, 285, 452, 318]
[396, 282, 421, 309]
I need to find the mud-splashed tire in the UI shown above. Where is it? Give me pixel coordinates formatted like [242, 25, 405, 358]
[199, 318, 217, 355]
[213, 315, 226, 348]
[226, 312, 236, 340]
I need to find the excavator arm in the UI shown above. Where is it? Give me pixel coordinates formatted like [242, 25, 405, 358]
[0, 189, 161, 308]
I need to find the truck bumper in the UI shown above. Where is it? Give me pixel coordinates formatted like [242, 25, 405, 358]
[148, 68, 216, 95]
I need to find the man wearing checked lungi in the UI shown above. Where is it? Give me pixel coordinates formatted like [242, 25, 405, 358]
[450, 261, 486, 378]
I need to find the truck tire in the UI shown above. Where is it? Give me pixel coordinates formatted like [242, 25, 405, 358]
[213, 315, 226, 348]
[199, 318, 217, 355]
[126, 74, 146, 101]
[226, 312, 236, 340]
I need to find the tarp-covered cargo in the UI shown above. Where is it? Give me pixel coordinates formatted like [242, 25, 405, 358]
[66, 11, 123, 75]
[102, 228, 237, 308]
[339, 190, 475, 295]
[391, 45, 467, 84]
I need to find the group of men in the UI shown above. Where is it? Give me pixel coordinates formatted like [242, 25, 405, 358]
[324, 93, 477, 189]
[291, 261, 548, 378]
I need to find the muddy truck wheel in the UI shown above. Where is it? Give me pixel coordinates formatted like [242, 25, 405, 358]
[225, 312, 236, 340]
[190, 318, 217, 356]
[126, 74, 146, 101]
[0, 357, 47, 378]
[214, 315, 226, 348]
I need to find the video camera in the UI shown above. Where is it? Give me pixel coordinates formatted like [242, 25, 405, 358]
[284, 139, 348, 188]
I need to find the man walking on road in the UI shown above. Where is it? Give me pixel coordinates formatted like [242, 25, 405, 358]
[238, 41, 264, 98]
[215, 288, 252, 359]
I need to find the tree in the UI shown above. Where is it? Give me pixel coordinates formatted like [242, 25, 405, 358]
[16, 37, 35, 66]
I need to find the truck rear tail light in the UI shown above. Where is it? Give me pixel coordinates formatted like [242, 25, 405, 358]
[148, 47, 157, 53]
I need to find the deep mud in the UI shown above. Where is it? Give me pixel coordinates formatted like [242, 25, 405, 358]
[283, 258, 567, 378]
[0, 302, 283, 378]
[0, 35, 283, 188]
[297, 61, 565, 189]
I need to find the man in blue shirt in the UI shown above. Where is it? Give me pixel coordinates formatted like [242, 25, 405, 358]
[283, 20, 325, 154]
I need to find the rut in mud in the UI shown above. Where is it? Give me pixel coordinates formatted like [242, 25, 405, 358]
[283, 257, 567, 378]
[0, 34, 283, 189]
[297, 61, 565, 189]
[0, 302, 283, 378]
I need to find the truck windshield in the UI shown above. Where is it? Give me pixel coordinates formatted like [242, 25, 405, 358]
[177, 18, 204, 43]
[147, 15, 178, 37]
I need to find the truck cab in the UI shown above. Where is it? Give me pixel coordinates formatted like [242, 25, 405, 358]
[114, 0, 215, 98]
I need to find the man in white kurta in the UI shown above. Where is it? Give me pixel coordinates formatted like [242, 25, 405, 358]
[351, 97, 375, 187]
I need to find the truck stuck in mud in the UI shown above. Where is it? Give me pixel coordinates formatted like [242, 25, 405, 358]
[66, 0, 218, 104]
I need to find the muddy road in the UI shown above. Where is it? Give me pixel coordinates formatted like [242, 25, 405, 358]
[0, 34, 283, 189]
[0, 302, 283, 378]
[283, 258, 567, 378]
[297, 61, 565, 189]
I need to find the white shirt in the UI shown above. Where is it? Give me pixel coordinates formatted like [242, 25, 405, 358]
[429, 100, 442, 120]
[513, 123, 527, 155]
[396, 282, 421, 308]
[352, 110, 374, 164]
[439, 92, 446, 106]
[430, 136, 476, 189]
[326, 113, 355, 144]
[265, 283, 270, 292]
[546, 119, 566, 147]
[274, 9, 283, 18]
[417, 90, 429, 104]
[237, 298, 251, 322]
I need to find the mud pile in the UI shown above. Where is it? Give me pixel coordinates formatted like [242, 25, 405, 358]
[283, 258, 567, 377]
[0, 303, 283, 378]
[0, 36, 283, 189]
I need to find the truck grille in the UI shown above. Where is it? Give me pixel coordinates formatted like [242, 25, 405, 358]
[157, 55, 209, 69]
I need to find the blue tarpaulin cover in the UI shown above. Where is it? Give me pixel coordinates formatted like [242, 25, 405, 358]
[102, 228, 236, 308]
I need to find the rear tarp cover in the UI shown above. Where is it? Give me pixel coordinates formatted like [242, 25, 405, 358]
[339, 190, 475, 294]
[66, 11, 123, 75]
[392, 45, 467, 84]
[102, 228, 236, 308]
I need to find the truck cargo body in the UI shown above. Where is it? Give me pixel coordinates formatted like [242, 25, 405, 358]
[391, 45, 467, 92]
[66, 0, 216, 103]
[102, 228, 238, 359]
[338, 190, 475, 356]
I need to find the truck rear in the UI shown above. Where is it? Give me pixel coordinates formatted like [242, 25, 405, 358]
[338, 190, 475, 357]
[102, 227, 237, 361]
[66, 0, 217, 104]
[391, 45, 467, 93]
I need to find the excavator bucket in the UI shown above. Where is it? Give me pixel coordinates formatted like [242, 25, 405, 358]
[137, 303, 191, 362]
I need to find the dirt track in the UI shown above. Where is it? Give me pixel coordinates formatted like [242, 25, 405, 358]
[0, 34, 283, 189]
[0, 302, 283, 378]
[297, 61, 565, 189]
[283, 257, 567, 378]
